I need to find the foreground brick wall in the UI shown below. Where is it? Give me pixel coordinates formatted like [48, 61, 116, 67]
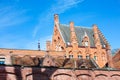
[112, 50, 120, 69]
[0, 66, 119, 80]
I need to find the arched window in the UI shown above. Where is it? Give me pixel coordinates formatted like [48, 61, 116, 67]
[54, 26, 58, 35]
[56, 45, 62, 51]
[69, 51, 73, 59]
[94, 52, 97, 60]
[61, 47, 64, 51]
[82, 36, 89, 47]
[54, 40, 56, 45]
[102, 53, 105, 61]
[58, 36, 60, 40]
[78, 55, 82, 59]
[77, 51, 82, 59]
[69, 54, 73, 59]
[86, 53, 90, 59]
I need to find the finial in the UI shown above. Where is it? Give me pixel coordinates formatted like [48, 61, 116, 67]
[54, 14, 59, 24]
[84, 31, 87, 37]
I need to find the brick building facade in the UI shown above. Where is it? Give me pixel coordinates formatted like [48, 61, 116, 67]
[0, 14, 119, 80]
[47, 14, 113, 68]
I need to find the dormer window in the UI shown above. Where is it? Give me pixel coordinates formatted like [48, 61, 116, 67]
[82, 36, 89, 47]
[84, 41, 88, 46]
[94, 53, 97, 60]
[67, 42, 71, 46]
[103, 44, 106, 48]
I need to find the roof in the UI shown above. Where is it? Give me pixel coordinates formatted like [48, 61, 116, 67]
[112, 49, 120, 56]
[12, 54, 99, 68]
[59, 24, 106, 47]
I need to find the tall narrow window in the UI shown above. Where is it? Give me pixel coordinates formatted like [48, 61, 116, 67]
[61, 47, 64, 51]
[102, 53, 105, 61]
[78, 55, 82, 59]
[69, 51, 73, 59]
[86, 54, 90, 59]
[94, 56, 97, 60]
[94, 53, 97, 60]
[77, 51, 82, 59]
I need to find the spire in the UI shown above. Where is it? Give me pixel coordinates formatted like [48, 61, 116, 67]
[38, 40, 40, 51]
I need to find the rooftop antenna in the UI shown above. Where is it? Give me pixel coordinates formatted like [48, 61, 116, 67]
[38, 40, 40, 51]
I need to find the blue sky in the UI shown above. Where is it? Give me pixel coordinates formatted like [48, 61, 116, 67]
[0, 0, 120, 50]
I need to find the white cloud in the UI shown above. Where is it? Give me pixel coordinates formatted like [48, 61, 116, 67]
[33, 0, 84, 38]
[0, 0, 84, 50]
[52, 0, 84, 14]
[0, 6, 30, 28]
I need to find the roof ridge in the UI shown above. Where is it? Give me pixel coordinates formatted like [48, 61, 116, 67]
[60, 24, 92, 29]
[115, 49, 120, 54]
[59, 24, 69, 27]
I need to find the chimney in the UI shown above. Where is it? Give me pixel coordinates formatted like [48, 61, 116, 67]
[93, 24, 98, 34]
[54, 14, 59, 25]
[46, 41, 51, 51]
[70, 21, 75, 31]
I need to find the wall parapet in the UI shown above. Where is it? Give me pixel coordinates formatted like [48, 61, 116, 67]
[0, 65, 119, 80]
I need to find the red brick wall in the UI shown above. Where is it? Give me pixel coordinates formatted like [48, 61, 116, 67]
[0, 66, 120, 80]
